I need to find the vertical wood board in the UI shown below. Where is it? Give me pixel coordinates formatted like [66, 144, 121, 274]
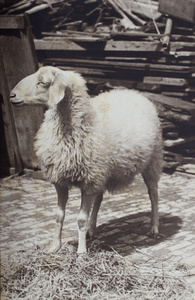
[0, 14, 39, 173]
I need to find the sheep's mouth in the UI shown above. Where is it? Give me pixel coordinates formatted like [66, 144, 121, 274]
[11, 99, 24, 106]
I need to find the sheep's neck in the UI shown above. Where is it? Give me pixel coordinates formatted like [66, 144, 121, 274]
[57, 91, 72, 135]
[56, 92, 94, 139]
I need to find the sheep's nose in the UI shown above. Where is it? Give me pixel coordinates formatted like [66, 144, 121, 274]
[10, 92, 16, 98]
[10, 92, 23, 105]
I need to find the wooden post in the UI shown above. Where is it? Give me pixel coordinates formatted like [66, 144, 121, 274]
[0, 53, 23, 173]
[0, 14, 38, 175]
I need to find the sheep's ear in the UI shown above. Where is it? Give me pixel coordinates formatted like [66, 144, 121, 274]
[57, 87, 72, 116]
[47, 71, 66, 105]
[64, 86, 72, 101]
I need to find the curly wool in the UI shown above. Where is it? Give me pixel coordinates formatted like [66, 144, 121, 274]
[34, 79, 163, 193]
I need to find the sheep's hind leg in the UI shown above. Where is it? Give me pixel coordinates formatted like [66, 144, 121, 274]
[87, 192, 103, 239]
[47, 183, 68, 253]
[142, 170, 159, 238]
[77, 190, 94, 254]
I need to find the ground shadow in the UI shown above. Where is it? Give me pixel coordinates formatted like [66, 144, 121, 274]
[73, 212, 183, 256]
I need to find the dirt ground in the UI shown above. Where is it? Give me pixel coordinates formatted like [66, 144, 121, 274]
[0, 171, 195, 298]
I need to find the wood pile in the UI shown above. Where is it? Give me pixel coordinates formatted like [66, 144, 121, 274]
[1, 0, 195, 175]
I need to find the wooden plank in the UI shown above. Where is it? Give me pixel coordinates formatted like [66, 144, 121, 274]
[26, 4, 50, 14]
[42, 30, 110, 38]
[0, 14, 39, 171]
[35, 38, 195, 57]
[149, 56, 195, 65]
[144, 77, 189, 86]
[170, 42, 195, 52]
[34, 39, 85, 51]
[49, 65, 109, 76]
[42, 34, 107, 42]
[163, 131, 179, 139]
[164, 136, 195, 148]
[7, 2, 33, 14]
[0, 18, 38, 91]
[143, 92, 195, 125]
[43, 57, 193, 75]
[131, 2, 162, 20]
[159, 0, 195, 23]
[44, 64, 161, 92]
[0, 15, 25, 29]
[162, 91, 188, 98]
[105, 40, 195, 53]
[129, 0, 158, 6]
[164, 151, 184, 163]
[0, 52, 23, 173]
[20, 14, 39, 75]
[186, 87, 195, 92]
[161, 119, 178, 131]
[169, 51, 195, 57]
[183, 157, 195, 164]
[87, 77, 161, 92]
[105, 40, 162, 52]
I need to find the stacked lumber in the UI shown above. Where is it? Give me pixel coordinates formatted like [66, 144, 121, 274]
[1, 0, 195, 174]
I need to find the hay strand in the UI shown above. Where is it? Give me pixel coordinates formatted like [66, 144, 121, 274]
[1, 245, 193, 300]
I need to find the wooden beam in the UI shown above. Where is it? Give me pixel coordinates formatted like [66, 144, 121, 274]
[26, 4, 50, 14]
[34, 39, 86, 51]
[143, 92, 195, 125]
[8, 2, 34, 14]
[0, 15, 25, 29]
[144, 77, 188, 86]
[105, 40, 162, 52]
[43, 57, 194, 75]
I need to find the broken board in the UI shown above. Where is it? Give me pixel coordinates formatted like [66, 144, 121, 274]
[159, 0, 195, 23]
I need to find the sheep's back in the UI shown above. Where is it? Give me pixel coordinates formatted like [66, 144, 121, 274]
[91, 89, 162, 190]
[92, 89, 160, 146]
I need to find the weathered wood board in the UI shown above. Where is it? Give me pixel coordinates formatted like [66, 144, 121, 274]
[0, 14, 38, 174]
[159, 0, 195, 23]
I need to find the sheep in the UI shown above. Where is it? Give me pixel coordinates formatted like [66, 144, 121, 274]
[10, 66, 163, 254]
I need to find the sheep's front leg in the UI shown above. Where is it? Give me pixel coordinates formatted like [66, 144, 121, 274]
[77, 190, 94, 254]
[87, 192, 103, 239]
[47, 183, 68, 253]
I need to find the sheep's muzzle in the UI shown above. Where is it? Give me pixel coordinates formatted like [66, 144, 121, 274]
[10, 92, 24, 105]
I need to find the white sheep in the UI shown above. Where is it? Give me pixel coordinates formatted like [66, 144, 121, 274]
[10, 66, 163, 254]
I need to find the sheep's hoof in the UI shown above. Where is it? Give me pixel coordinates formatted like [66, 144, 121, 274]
[77, 248, 87, 255]
[86, 226, 96, 240]
[86, 230, 93, 240]
[150, 226, 159, 239]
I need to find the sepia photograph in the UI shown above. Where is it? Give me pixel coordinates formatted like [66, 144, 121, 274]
[0, 0, 195, 299]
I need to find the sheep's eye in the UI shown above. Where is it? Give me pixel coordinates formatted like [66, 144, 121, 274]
[37, 82, 48, 88]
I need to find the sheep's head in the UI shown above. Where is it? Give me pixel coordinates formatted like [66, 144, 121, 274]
[10, 66, 87, 108]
